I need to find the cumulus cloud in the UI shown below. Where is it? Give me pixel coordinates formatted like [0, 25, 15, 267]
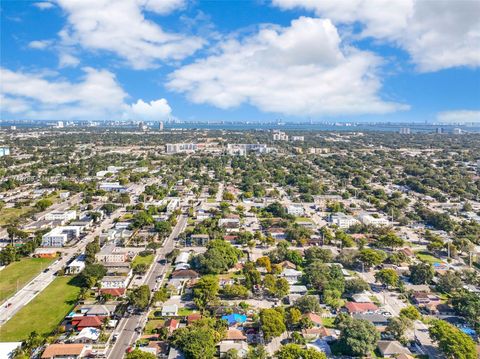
[127, 98, 172, 121]
[272, 0, 480, 72]
[167, 17, 407, 116]
[28, 40, 53, 49]
[0, 67, 173, 121]
[33, 2, 55, 10]
[437, 110, 480, 124]
[54, 0, 204, 69]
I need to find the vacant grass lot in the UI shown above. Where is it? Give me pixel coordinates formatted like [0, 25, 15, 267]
[0, 207, 33, 226]
[0, 257, 55, 303]
[0, 276, 81, 341]
[132, 253, 154, 267]
[415, 251, 442, 264]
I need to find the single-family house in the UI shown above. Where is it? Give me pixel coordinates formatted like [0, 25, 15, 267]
[280, 268, 302, 284]
[377, 340, 412, 358]
[344, 302, 378, 315]
[162, 304, 178, 316]
[41, 344, 90, 359]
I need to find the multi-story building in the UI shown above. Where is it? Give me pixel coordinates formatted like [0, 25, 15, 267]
[165, 143, 198, 154]
[273, 131, 288, 141]
[291, 136, 304, 141]
[287, 204, 305, 216]
[45, 210, 77, 222]
[42, 226, 81, 247]
[226, 143, 273, 155]
[98, 182, 127, 192]
[329, 212, 359, 229]
[0, 147, 10, 157]
[357, 212, 390, 226]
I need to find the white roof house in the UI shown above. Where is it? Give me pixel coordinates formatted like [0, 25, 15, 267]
[74, 327, 101, 343]
[281, 268, 303, 284]
[287, 204, 304, 216]
[162, 304, 178, 316]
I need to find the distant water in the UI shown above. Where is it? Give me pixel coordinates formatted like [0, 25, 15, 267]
[1, 120, 479, 133]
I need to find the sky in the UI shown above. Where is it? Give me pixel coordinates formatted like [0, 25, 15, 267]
[1, 0, 480, 123]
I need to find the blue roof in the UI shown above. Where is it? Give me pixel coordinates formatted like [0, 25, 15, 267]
[221, 313, 247, 325]
[461, 327, 476, 336]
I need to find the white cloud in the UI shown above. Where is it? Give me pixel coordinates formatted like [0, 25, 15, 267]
[167, 17, 407, 116]
[28, 40, 53, 49]
[127, 98, 172, 120]
[272, 0, 480, 72]
[33, 2, 55, 10]
[55, 0, 204, 69]
[437, 110, 480, 124]
[0, 67, 173, 121]
[141, 0, 186, 15]
[59, 52, 80, 67]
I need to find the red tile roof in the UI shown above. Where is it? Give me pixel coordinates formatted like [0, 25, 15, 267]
[41, 344, 85, 358]
[187, 313, 202, 324]
[99, 288, 125, 296]
[345, 302, 378, 313]
[74, 315, 105, 329]
[226, 328, 247, 340]
[305, 312, 323, 325]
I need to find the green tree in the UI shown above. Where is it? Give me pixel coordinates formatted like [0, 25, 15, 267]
[376, 231, 404, 249]
[193, 275, 219, 310]
[275, 344, 326, 359]
[260, 308, 286, 341]
[344, 278, 370, 295]
[409, 262, 434, 284]
[80, 263, 107, 287]
[171, 317, 225, 359]
[335, 313, 380, 356]
[437, 271, 463, 294]
[125, 349, 156, 359]
[357, 248, 386, 269]
[294, 295, 321, 314]
[451, 291, 480, 330]
[128, 285, 151, 309]
[35, 198, 53, 211]
[399, 305, 421, 321]
[429, 320, 477, 359]
[375, 268, 399, 288]
[385, 316, 412, 342]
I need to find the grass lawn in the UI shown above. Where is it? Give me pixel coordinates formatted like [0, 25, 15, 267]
[415, 251, 442, 264]
[0, 257, 55, 303]
[132, 253, 154, 267]
[295, 216, 313, 222]
[177, 307, 195, 316]
[145, 319, 164, 334]
[0, 276, 82, 341]
[0, 207, 33, 226]
[322, 317, 336, 328]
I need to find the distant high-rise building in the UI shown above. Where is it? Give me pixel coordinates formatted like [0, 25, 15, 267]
[0, 147, 10, 157]
[436, 127, 443, 134]
[138, 121, 148, 131]
[399, 128, 411, 134]
[57, 121, 64, 128]
[452, 128, 463, 135]
[273, 131, 288, 141]
[159, 121, 164, 131]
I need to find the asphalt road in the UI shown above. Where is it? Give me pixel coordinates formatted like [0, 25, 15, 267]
[107, 215, 187, 359]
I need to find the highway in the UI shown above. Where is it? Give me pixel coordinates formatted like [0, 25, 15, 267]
[107, 215, 187, 359]
[0, 210, 119, 325]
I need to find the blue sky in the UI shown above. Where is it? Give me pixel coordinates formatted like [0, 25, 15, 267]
[1, 0, 479, 123]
